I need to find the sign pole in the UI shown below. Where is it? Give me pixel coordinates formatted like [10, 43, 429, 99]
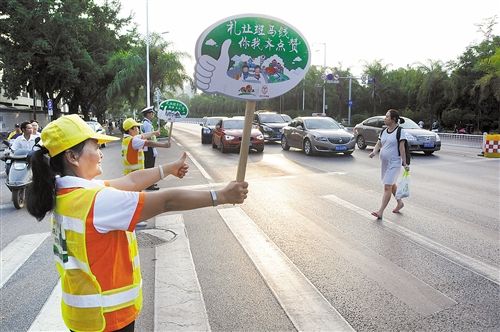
[236, 101, 256, 182]
[167, 122, 174, 144]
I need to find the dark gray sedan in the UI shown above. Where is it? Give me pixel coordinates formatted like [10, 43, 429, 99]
[353, 116, 441, 155]
[281, 116, 356, 156]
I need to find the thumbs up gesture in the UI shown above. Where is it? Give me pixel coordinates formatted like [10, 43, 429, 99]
[195, 39, 232, 93]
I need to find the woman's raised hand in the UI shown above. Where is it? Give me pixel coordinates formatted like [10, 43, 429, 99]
[167, 152, 189, 178]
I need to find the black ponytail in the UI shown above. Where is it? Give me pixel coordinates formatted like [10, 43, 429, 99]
[26, 147, 60, 221]
[26, 140, 89, 221]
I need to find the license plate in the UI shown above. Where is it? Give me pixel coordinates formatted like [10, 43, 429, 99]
[423, 142, 434, 148]
[335, 145, 347, 151]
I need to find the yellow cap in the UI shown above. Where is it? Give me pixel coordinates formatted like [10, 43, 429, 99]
[122, 118, 142, 131]
[41, 114, 119, 157]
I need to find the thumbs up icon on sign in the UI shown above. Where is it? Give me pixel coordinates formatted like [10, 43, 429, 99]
[195, 39, 232, 93]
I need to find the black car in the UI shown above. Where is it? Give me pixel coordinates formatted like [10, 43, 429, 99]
[200, 116, 227, 144]
[253, 111, 291, 142]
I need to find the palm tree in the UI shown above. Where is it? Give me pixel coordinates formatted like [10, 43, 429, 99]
[106, 33, 190, 111]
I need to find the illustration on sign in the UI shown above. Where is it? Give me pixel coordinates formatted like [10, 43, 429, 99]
[158, 99, 189, 122]
[195, 14, 310, 101]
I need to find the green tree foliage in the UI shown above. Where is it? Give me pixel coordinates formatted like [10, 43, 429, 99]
[0, 0, 134, 120]
[106, 33, 190, 112]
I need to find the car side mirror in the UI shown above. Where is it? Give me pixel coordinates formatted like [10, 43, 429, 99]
[200, 123, 203, 126]
[296, 125, 303, 130]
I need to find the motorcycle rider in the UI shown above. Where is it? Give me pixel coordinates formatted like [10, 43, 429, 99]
[11, 121, 37, 151]
[6, 121, 36, 175]
[7, 124, 22, 141]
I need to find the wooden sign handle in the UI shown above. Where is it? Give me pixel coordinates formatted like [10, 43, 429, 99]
[236, 101, 256, 182]
[167, 122, 174, 144]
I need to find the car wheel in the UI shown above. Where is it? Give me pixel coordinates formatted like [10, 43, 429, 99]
[212, 138, 217, 149]
[424, 151, 434, 155]
[304, 139, 314, 156]
[356, 135, 367, 149]
[256, 146, 264, 153]
[100, 143, 106, 148]
[281, 135, 290, 151]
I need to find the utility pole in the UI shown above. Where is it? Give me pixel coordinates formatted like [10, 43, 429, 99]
[322, 43, 326, 116]
[145, 0, 151, 108]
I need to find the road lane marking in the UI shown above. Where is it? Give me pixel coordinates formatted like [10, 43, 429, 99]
[219, 207, 355, 331]
[0, 232, 50, 289]
[28, 280, 66, 332]
[151, 214, 211, 332]
[185, 151, 214, 183]
[324, 194, 500, 286]
[0, 203, 13, 210]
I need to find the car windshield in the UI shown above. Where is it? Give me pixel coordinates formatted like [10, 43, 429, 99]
[400, 118, 420, 129]
[259, 114, 286, 123]
[281, 114, 292, 122]
[206, 118, 222, 126]
[304, 118, 342, 130]
[223, 119, 244, 129]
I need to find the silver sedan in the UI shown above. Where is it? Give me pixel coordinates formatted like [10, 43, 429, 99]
[281, 116, 356, 156]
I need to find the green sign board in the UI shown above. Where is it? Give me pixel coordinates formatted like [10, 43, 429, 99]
[195, 14, 310, 100]
[158, 99, 189, 122]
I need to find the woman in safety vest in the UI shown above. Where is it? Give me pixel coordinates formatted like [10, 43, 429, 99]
[121, 118, 170, 176]
[26, 114, 248, 332]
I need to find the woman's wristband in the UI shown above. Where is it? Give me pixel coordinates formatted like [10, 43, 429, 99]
[209, 190, 218, 206]
[158, 165, 165, 180]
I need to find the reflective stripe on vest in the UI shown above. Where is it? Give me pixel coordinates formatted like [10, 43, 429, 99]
[121, 136, 144, 175]
[62, 282, 142, 308]
[53, 186, 142, 331]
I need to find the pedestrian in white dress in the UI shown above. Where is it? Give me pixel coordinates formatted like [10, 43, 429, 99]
[369, 109, 410, 219]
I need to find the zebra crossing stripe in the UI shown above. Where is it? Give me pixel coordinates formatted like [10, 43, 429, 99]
[150, 214, 211, 331]
[219, 207, 355, 332]
[1, 232, 50, 289]
[323, 194, 500, 286]
[28, 279, 66, 332]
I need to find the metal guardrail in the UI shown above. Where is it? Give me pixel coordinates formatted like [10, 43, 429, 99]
[437, 133, 483, 148]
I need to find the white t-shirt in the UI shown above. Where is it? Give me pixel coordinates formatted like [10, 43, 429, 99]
[124, 134, 146, 151]
[379, 127, 407, 165]
[11, 134, 37, 151]
[56, 176, 143, 233]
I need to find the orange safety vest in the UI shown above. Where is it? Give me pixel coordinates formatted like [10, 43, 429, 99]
[121, 135, 144, 175]
[53, 185, 142, 331]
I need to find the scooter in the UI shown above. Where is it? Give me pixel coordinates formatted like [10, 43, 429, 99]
[1, 140, 34, 209]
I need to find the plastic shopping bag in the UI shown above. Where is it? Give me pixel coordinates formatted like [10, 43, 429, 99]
[395, 169, 410, 199]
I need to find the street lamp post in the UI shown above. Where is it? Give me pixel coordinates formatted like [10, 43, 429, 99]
[320, 43, 326, 116]
[145, 0, 151, 108]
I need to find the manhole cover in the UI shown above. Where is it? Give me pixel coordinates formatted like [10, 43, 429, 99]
[136, 229, 176, 248]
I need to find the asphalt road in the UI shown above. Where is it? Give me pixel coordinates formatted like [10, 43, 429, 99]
[0, 123, 498, 331]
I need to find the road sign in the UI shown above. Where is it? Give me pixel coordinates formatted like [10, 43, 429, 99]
[348, 100, 353, 107]
[158, 99, 189, 122]
[326, 73, 339, 84]
[194, 14, 311, 101]
[47, 99, 53, 116]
